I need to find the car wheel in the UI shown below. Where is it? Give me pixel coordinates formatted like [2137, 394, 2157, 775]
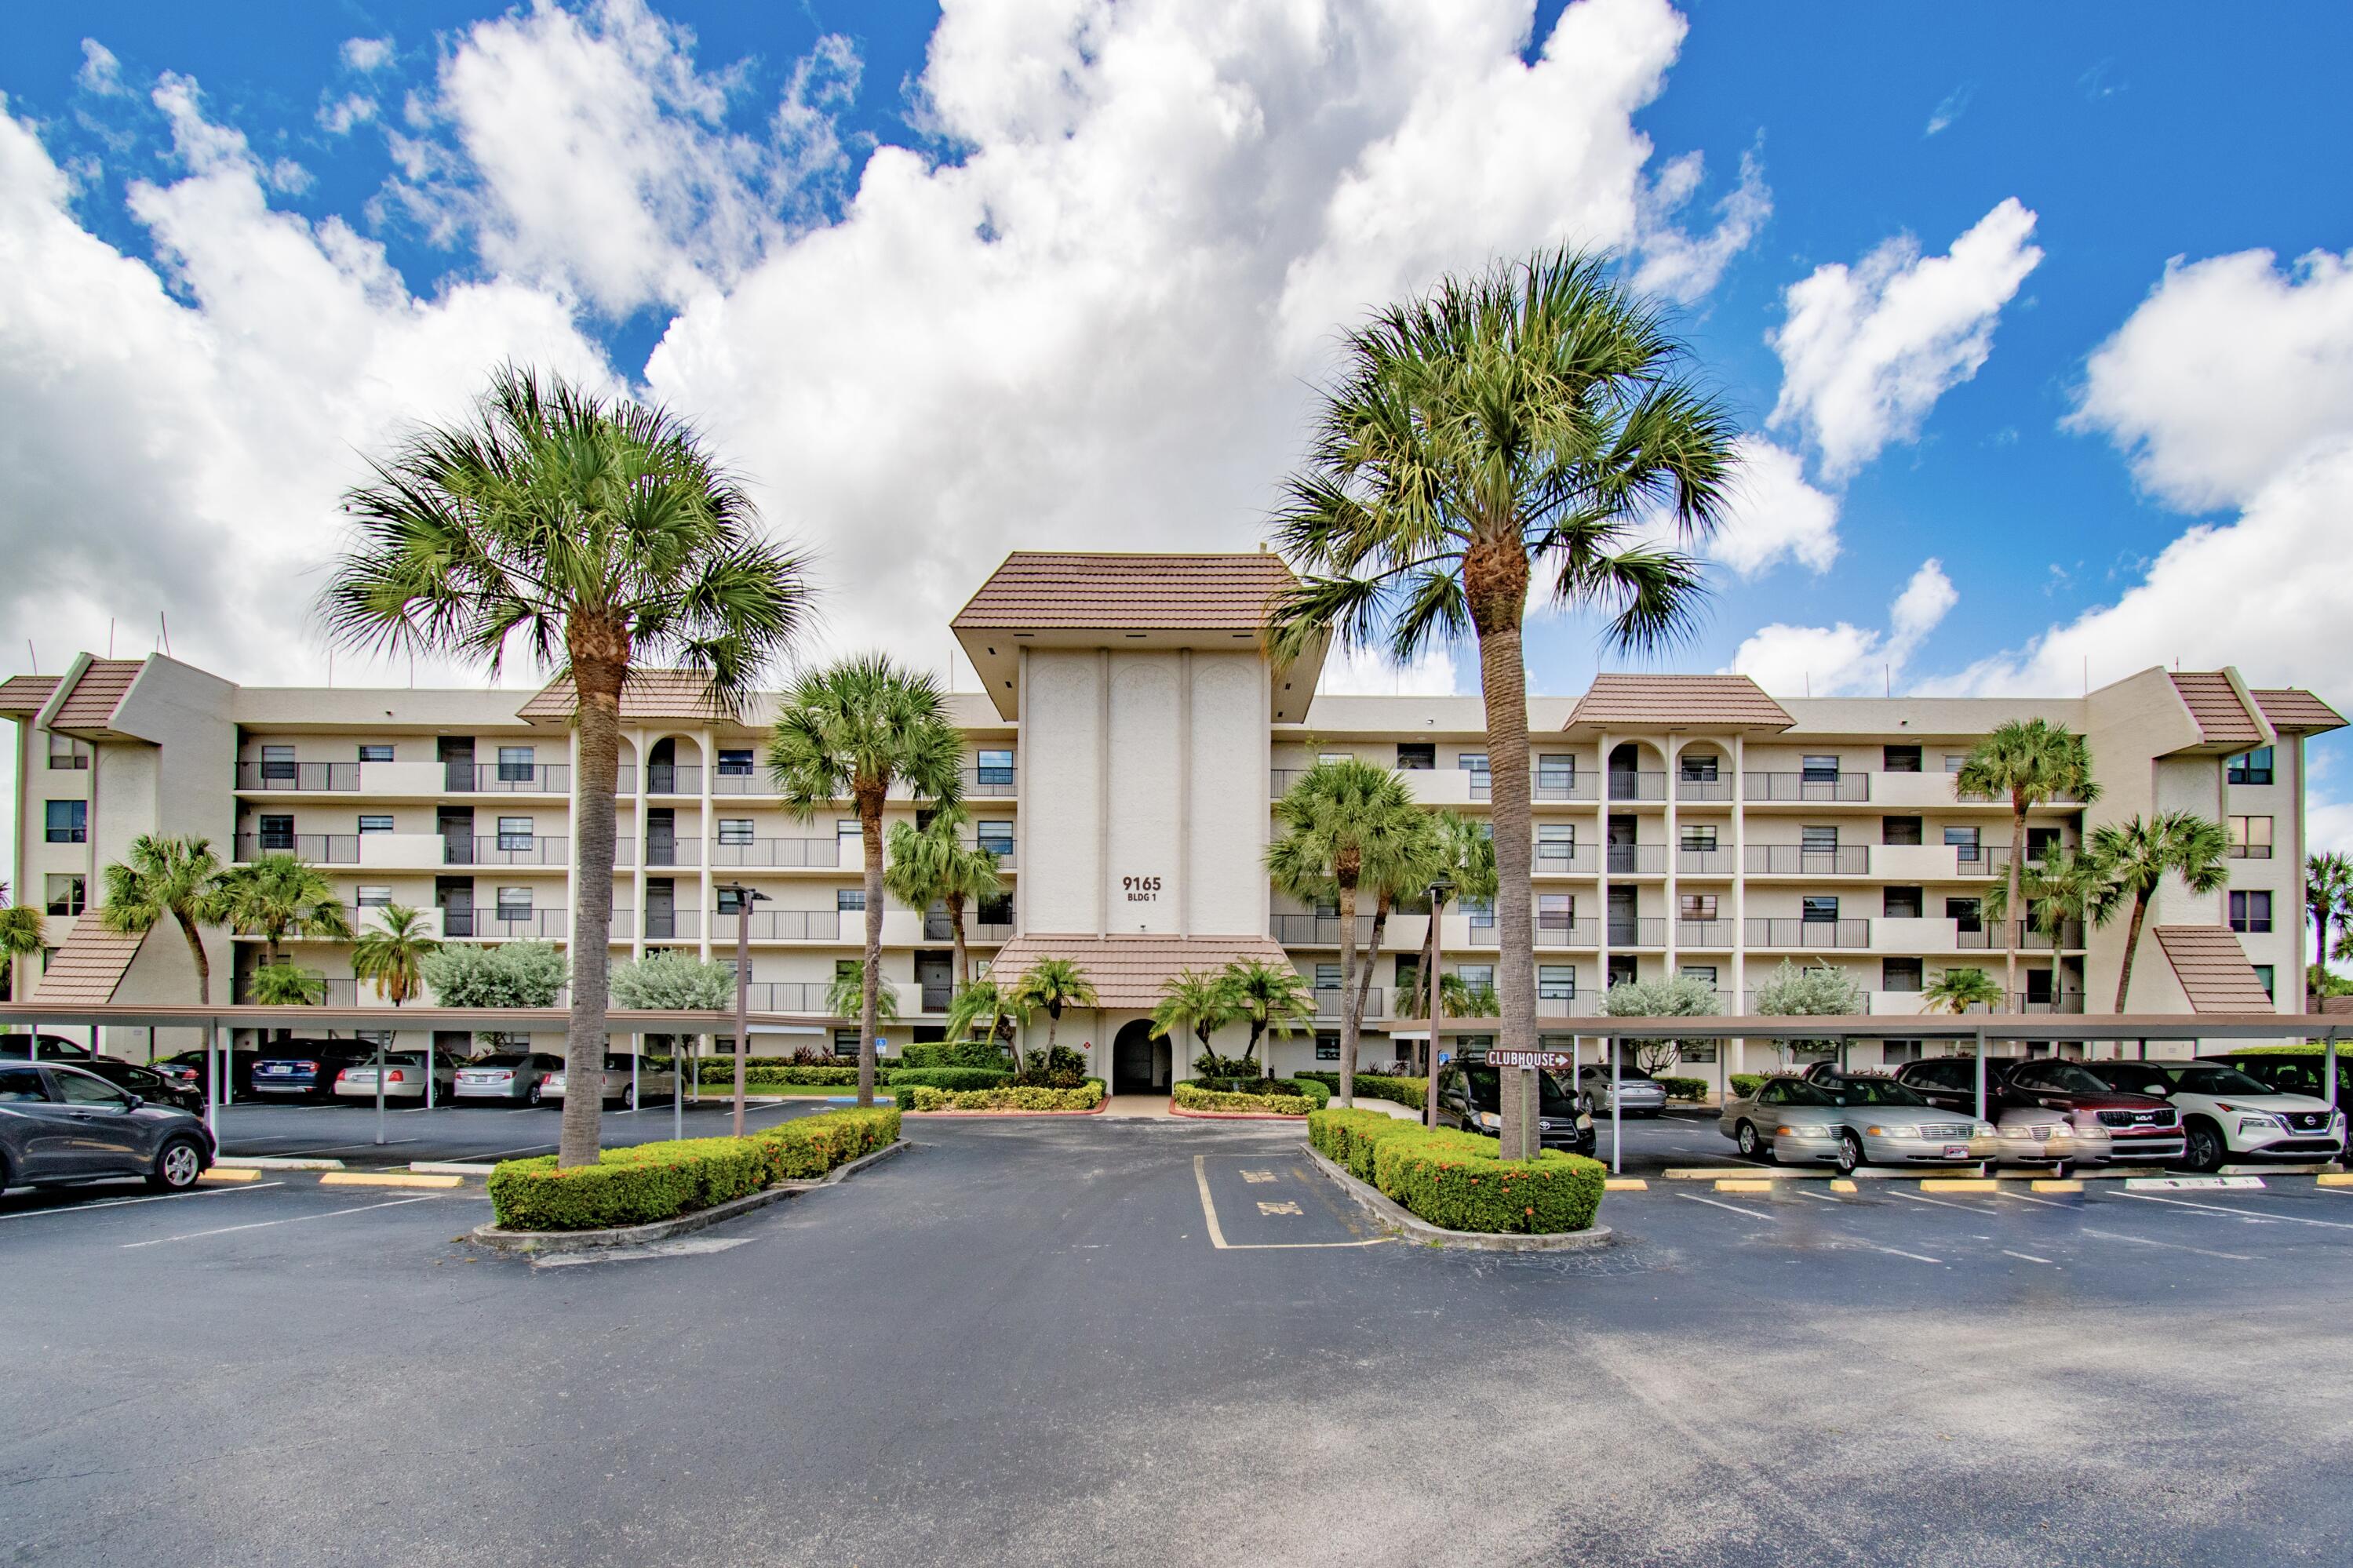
[527, 1083, 544, 1107]
[1735, 1120, 1760, 1158]
[621, 1085, 636, 1111]
[1835, 1130, 1863, 1175]
[148, 1137, 205, 1191]
[2183, 1119, 2227, 1173]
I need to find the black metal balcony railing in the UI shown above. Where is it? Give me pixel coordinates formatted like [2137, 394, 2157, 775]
[964, 765, 1018, 799]
[1745, 773, 1870, 803]
[239, 762, 360, 791]
[1745, 845, 1870, 875]
[615, 908, 702, 941]
[2014, 991, 2088, 1014]
[1676, 847, 1735, 875]
[475, 908, 568, 940]
[1608, 770, 1666, 802]
[456, 762, 570, 793]
[1466, 771, 1492, 802]
[967, 920, 1014, 943]
[1676, 919, 1736, 948]
[235, 973, 361, 1006]
[647, 764, 702, 795]
[1272, 914, 1378, 946]
[1535, 846, 1597, 875]
[1955, 925, 1991, 948]
[463, 834, 570, 868]
[1313, 987, 1384, 1020]
[1536, 993, 1598, 1018]
[616, 835, 701, 869]
[1533, 919, 1598, 948]
[1746, 917, 1871, 949]
[439, 908, 475, 939]
[1604, 845, 1665, 875]
[712, 909, 840, 942]
[1534, 773, 1597, 802]
[1606, 917, 1666, 947]
[712, 837, 840, 869]
[920, 983, 954, 1013]
[736, 981, 832, 1013]
[710, 767, 769, 795]
[237, 834, 359, 864]
[1674, 775, 1733, 802]
[1271, 769, 1308, 797]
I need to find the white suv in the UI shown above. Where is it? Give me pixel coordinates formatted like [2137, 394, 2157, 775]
[2086, 1060, 2346, 1172]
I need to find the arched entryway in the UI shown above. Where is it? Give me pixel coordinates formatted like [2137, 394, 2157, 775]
[1111, 1019, 1170, 1093]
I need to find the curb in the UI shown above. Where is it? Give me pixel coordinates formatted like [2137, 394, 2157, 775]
[1170, 1105, 1309, 1121]
[466, 1138, 907, 1254]
[904, 1101, 1108, 1118]
[216, 1156, 346, 1171]
[1304, 1146, 1614, 1253]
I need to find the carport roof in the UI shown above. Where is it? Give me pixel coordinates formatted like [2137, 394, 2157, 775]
[985, 933, 1296, 1010]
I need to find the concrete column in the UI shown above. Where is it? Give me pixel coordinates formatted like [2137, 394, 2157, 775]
[630, 726, 647, 962]
[696, 725, 714, 963]
[1732, 732, 1747, 1079]
[1095, 649, 1109, 939]
[1014, 646, 1030, 943]
[1664, 734, 1680, 977]
[1178, 649, 1193, 938]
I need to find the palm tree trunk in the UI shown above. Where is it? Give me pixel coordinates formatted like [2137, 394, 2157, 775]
[947, 890, 970, 991]
[2114, 893, 2151, 1013]
[1336, 879, 1362, 1108]
[2003, 799, 2027, 1013]
[560, 650, 624, 1168]
[1045, 1005, 1060, 1056]
[1245, 1017, 1266, 1064]
[1353, 891, 1390, 1052]
[858, 786, 886, 1108]
[173, 910, 211, 1006]
[1466, 540, 1535, 1059]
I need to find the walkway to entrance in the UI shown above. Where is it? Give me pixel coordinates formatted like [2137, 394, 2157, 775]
[1102, 1094, 1178, 1119]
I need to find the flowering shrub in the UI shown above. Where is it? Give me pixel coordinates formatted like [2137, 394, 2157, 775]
[1173, 1081, 1317, 1115]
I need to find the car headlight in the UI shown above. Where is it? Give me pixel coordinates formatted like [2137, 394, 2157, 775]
[1865, 1124, 1916, 1138]
[1476, 1111, 1501, 1130]
[2237, 1113, 2281, 1132]
[1575, 1114, 1592, 1130]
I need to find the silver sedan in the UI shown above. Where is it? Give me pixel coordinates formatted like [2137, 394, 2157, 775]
[1722, 1075, 1994, 1171]
[540, 1053, 678, 1110]
[1578, 1065, 1669, 1119]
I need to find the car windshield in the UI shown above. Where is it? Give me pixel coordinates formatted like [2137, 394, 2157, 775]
[1822, 1077, 1928, 1107]
[1455, 1067, 1581, 1115]
[1595, 1066, 1655, 1082]
[1777, 1080, 1838, 1107]
[2026, 1063, 2112, 1094]
[2173, 1067, 2275, 1097]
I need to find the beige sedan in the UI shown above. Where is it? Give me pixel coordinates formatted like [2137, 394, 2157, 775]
[538, 1053, 677, 1110]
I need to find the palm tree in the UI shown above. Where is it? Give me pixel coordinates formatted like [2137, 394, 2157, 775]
[322, 366, 810, 1167]
[1267, 760, 1425, 1106]
[945, 978, 1026, 1057]
[215, 854, 352, 969]
[1150, 968, 1241, 1073]
[0, 883, 46, 1005]
[1222, 959, 1315, 1068]
[1922, 967, 2002, 1014]
[2308, 852, 2353, 991]
[1400, 811, 1498, 1028]
[770, 656, 966, 1108]
[250, 962, 327, 1006]
[1987, 845, 2120, 1008]
[884, 806, 1003, 991]
[1266, 249, 1737, 1070]
[1954, 720, 2100, 1012]
[1008, 958, 1097, 1067]
[826, 964, 900, 1026]
[96, 836, 227, 1004]
[351, 904, 440, 1007]
[2092, 812, 2231, 1013]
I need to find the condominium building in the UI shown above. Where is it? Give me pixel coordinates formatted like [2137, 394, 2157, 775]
[3, 552, 2337, 1092]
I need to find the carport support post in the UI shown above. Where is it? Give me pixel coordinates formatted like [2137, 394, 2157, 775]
[672, 1031, 683, 1140]
[1610, 1034, 1622, 1176]
[205, 1020, 220, 1141]
[1972, 1024, 1987, 1124]
[373, 1038, 387, 1146]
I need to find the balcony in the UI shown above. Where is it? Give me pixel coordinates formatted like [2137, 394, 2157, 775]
[1534, 918, 1598, 948]
[1746, 917, 1871, 949]
[735, 980, 832, 1013]
[1272, 768, 1308, 797]
[1676, 919, 1736, 948]
[1272, 914, 1377, 947]
[1674, 774, 1733, 802]
[710, 836, 840, 869]
[1745, 773, 1870, 803]
[450, 762, 570, 793]
[710, 767, 770, 795]
[920, 982, 954, 1013]
[614, 908, 702, 941]
[1604, 844, 1664, 875]
[923, 912, 1016, 943]
[964, 765, 1018, 799]
[1745, 845, 1870, 876]
[1536, 993, 1601, 1018]
[238, 762, 359, 791]
[236, 834, 359, 864]
[617, 836, 701, 869]
[1534, 773, 1597, 802]
[1676, 847, 1734, 876]
[1607, 770, 1666, 802]
[711, 908, 842, 942]
[970, 840, 1016, 869]
[1607, 917, 1665, 947]
[235, 973, 361, 1006]
[463, 834, 570, 868]
[1313, 987, 1385, 1020]
[1535, 846, 1597, 875]
[475, 908, 568, 940]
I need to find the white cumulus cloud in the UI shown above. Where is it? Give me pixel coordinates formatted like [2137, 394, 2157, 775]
[1707, 435, 1839, 577]
[1769, 197, 2042, 479]
[341, 37, 396, 74]
[1728, 559, 1955, 697]
[1318, 643, 1462, 698]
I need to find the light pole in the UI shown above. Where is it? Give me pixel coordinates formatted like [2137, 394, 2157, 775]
[719, 882, 769, 1138]
[1423, 875, 1451, 1128]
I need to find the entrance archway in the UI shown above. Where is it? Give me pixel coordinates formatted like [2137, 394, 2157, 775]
[1111, 1019, 1168, 1093]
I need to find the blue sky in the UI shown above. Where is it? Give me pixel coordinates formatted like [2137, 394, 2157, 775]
[3, 0, 2351, 842]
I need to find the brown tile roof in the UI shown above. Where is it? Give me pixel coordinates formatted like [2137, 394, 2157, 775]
[1564, 673, 1793, 733]
[2251, 687, 2346, 735]
[0, 675, 60, 715]
[2167, 672, 2266, 746]
[982, 933, 1297, 1011]
[31, 919, 148, 1007]
[952, 552, 1297, 632]
[2152, 926, 2275, 1013]
[518, 669, 741, 725]
[49, 658, 144, 733]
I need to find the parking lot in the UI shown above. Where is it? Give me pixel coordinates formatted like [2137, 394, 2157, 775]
[201, 1090, 849, 1167]
[9, 1115, 2353, 1566]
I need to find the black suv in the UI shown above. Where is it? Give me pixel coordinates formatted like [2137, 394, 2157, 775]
[1435, 1062, 1596, 1156]
[251, 1039, 385, 1101]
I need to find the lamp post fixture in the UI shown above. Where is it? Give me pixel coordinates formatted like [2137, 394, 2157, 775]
[719, 882, 770, 1138]
[1424, 874, 1452, 1130]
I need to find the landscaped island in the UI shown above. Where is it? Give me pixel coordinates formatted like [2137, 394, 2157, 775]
[1308, 1107, 1606, 1235]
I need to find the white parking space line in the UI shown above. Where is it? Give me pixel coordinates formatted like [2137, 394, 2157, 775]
[2124, 1193, 2353, 1230]
[0, 1182, 284, 1222]
[2002, 1250, 2055, 1264]
[263, 1138, 423, 1157]
[1998, 1189, 2077, 1210]
[2080, 1227, 2256, 1263]
[1834, 1235, 1942, 1264]
[1795, 1189, 1844, 1205]
[1679, 1193, 1777, 1221]
[1892, 1191, 1981, 1212]
[121, 1194, 450, 1249]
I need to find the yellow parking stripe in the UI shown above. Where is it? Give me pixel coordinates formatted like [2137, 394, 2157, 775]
[2317, 1173, 2353, 1188]
[1920, 1178, 2000, 1193]
[2031, 1179, 2083, 1193]
[1603, 1178, 1647, 1191]
[198, 1167, 261, 1183]
[317, 1172, 464, 1190]
[1714, 1178, 1776, 1193]
[1828, 1179, 1858, 1194]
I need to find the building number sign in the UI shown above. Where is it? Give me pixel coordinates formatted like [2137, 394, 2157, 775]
[1123, 875, 1162, 903]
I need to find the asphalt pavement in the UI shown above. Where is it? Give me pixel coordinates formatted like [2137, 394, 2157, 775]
[7, 1116, 2353, 1566]
[206, 1091, 851, 1166]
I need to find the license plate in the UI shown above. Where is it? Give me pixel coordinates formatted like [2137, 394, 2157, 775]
[1943, 1144, 1969, 1159]
[2031, 1126, 2050, 1140]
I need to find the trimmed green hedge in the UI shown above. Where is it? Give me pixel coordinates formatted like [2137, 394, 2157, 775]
[1174, 1080, 1316, 1115]
[1658, 1075, 1709, 1102]
[698, 1062, 863, 1086]
[487, 1106, 901, 1231]
[1729, 1074, 1768, 1099]
[901, 1039, 1012, 1070]
[886, 1067, 1014, 1092]
[1307, 1107, 1605, 1235]
[1298, 1071, 1427, 1111]
[897, 1079, 1105, 1112]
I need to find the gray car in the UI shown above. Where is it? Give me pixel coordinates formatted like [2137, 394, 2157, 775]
[540, 1053, 678, 1109]
[1578, 1064, 1670, 1118]
[1720, 1073, 1994, 1172]
[0, 1062, 215, 1192]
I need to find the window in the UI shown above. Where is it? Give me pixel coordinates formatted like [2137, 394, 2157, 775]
[356, 885, 392, 908]
[1537, 754, 1576, 791]
[1882, 744, 1921, 773]
[1462, 895, 1495, 928]
[1881, 1039, 1925, 1065]
[2229, 890, 2273, 933]
[2025, 970, 2054, 1005]
[260, 744, 296, 783]
[0, 1068, 46, 1104]
[358, 814, 394, 835]
[1680, 965, 1718, 986]
[837, 888, 865, 913]
[44, 800, 86, 844]
[46, 734, 87, 769]
[977, 820, 1014, 857]
[2228, 815, 2274, 859]
[1679, 893, 1718, 921]
[1942, 753, 1966, 773]
[2227, 747, 2275, 786]
[53, 1071, 129, 1109]
[1538, 966, 1576, 1000]
[2026, 827, 2060, 863]
[497, 886, 532, 920]
[357, 744, 395, 764]
[1943, 825, 1981, 862]
[1946, 897, 1983, 933]
[718, 818, 755, 846]
[1679, 753, 1720, 782]
[1314, 963, 1342, 991]
[1318, 752, 1352, 765]
[717, 748, 755, 777]
[257, 813, 293, 850]
[1680, 825, 1717, 852]
[1536, 824, 1575, 867]
[1458, 751, 1490, 776]
[1801, 896, 1840, 924]
[497, 746, 536, 783]
[1315, 1032, 1341, 1061]
[1395, 742, 1434, 770]
[1455, 963, 1495, 991]
[1682, 1042, 1718, 1064]
[1801, 755, 1840, 784]
[975, 748, 1015, 786]
[497, 817, 534, 851]
[976, 893, 1013, 926]
[1883, 886, 1923, 919]
[43, 875, 85, 916]
[834, 1028, 861, 1055]
[1882, 815, 1923, 846]
[1801, 824, 1839, 853]
[1394, 955, 1421, 991]
[1881, 957, 1924, 992]
[2254, 964, 2276, 999]
[1538, 893, 1575, 931]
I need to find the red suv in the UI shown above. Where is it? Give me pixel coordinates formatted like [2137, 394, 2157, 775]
[1895, 1056, 2186, 1164]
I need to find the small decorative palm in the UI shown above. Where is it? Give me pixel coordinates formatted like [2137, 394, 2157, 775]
[2307, 852, 2353, 988]
[2092, 812, 2231, 1012]
[945, 979, 1027, 1056]
[1149, 969, 1240, 1068]
[351, 904, 441, 1007]
[0, 886, 46, 1004]
[1009, 959, 1097, 1064]
[827, 966, 899, 1027]
[885, 806, 1003, 991]
[97, 835, 228, 1004]
[1922, 967, 2003, 1015]
[1222, 959, 1314, 1065]
[250, 962, 326, 1006]
[213, 854, 352, 964]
